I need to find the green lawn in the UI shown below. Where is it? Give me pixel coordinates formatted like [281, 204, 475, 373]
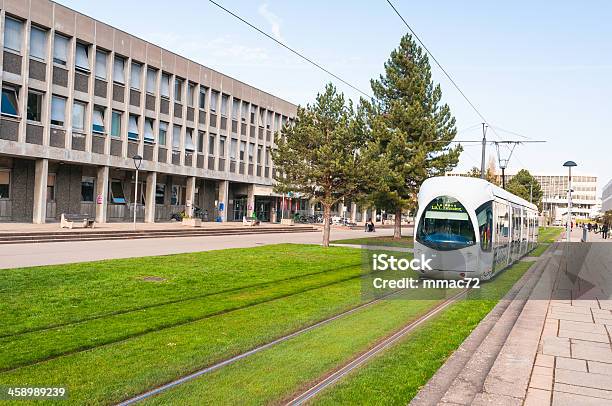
[538, 226, 564, 243]
[332, 235, 414, 248]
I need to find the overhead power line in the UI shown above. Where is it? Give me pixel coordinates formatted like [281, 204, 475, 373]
[207, 0, 373, 99]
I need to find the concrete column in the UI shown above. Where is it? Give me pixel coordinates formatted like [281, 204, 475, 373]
[247, 184, 255, 218]
[95, 166, 109, 223]
[185, 176, 196, 217]
[144, 171, 157, 223]
[32, 158, 49, 224]
[350, 203, 357, 223]
[218, 180, 229, 222]
[373, 207, 378, 223]
[362, 208, 368, 224]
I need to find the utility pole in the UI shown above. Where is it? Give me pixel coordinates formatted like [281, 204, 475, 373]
[480, 123, 487, 179]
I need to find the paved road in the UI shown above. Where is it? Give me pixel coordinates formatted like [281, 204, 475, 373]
[0, 227, 403, 269]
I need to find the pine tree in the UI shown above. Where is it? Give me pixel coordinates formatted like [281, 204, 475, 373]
[272, 83, 373, 246]
[368, 34, 462, 239]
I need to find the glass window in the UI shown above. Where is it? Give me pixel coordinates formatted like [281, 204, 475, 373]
[171, 185, 182, 205]
[113, 56, 125, 84]
[240, 141, 246, 160]
[257, 145, 262, 164]
[1, 87, 19, 116]
[172, 125, 181, 150]
[110, 180, 126, 204]
[130, 62, 142, 90]
[187, 83, 195, 107]
[219, 136, 226, 157]
[208, 134, 215, 155]
[248, 143, 254, 163]
[241, 101, 248, 121]
[146, 68, 156, 94]
[250, 105, 257, 124]
[159, 121, 168, 146]
[95, 50, 107, 79]
[50, 95, 66, 126]
[259, 108, 265, 127]
[53, 34, 69, 65]
[111, 110, 122, 138]
[476, 201, 493, 252]
[29, 26, 47, 60]
[266, 110, 273, 129]
[92, 105, 105, 133]
[75, 43, 89, 71]
[0, 171, 10, 199]
[274, 113, 280, 131]
[72, 101, 86, 131]
[128, 115, 139, 140]
[185, 128, 195, 151]
[46, 174, 55, 201]
[210, 91, 218, 112]
[155, 184, 165, 205]
[174, 78, 183, 102]
[221, 94, 229, 116]
[265, 147, 270, 166]
[81, 177, 95, 202]
[4, 17, 22, 52]
[197, 131, 204, 153]
[161, 73, 170, 98]
[416, 196, 476, 251]
[144, 118, 155, 143]
[27, 90, 42, 122]
[232, 99, 240, 120]
[230, 138, 237, 160]
[199, 88, 207, 109]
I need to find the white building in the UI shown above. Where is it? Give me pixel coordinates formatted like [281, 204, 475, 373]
[603, 179, 612, 213]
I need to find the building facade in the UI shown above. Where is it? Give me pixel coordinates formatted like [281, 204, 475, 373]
[0, 0, 305, 223]
[603, 179, 612, 213]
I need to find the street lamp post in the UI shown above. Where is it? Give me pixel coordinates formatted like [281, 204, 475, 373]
[132, 154, 142, 230]
[563, 161, 577, 242]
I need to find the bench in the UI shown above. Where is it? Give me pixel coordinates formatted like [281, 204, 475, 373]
[243, 216, 260, 226]
[60, 213, 95, 229]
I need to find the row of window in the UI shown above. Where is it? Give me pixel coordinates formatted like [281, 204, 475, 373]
[3, 16, 291, 129]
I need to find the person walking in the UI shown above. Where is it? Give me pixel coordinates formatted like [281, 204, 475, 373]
[602, 223, 609, 240]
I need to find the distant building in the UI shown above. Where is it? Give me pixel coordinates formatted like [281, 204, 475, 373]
[603, 179, 612, 213]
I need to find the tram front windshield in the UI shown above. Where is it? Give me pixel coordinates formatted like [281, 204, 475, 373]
[416, 196, 476, 250]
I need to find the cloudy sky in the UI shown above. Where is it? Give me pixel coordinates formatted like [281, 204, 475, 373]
[58, 0, 612, 192]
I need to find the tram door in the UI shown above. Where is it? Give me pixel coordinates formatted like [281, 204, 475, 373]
[511, 205, 522, 262]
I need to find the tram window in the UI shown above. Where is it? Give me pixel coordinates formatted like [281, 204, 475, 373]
[476, 202, 493, 252]
[416, 196, 475, 251]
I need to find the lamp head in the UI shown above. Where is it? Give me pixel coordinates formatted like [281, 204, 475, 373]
[132, 154, 143, 170]
[563, 161, 577, 168]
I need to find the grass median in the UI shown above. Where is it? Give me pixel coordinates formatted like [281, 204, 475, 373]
[332, 235, 414, 248]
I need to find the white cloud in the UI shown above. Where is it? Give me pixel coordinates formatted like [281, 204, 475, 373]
[258, 2, 284, 42]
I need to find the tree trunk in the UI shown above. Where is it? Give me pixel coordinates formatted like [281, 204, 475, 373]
[322, 204, 332, 247]
[394, 207, 402, 240]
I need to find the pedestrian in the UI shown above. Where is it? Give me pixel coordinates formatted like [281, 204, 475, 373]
[602, 223, 609, 240]
[587, 223, 592, 232]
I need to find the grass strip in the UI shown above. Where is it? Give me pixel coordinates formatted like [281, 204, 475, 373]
[538, 226, 563, 243]
[310, 261, 534, 405]
[332, 235, 414, 248]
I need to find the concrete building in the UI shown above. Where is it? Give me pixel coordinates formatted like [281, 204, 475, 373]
[603, 179, 612, 213]
[0, 0, 306, 223]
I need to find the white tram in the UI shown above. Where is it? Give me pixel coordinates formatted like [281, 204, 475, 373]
[413, 176, 539, 280]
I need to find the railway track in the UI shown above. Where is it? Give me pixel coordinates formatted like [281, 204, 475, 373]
[116, 287, 468, 405]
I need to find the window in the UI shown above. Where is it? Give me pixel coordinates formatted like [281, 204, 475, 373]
[219, 136, 226, 157]
[208, 134, 215, 155]
[197, 131, 204, 153]
[46, 174, 55, 201]
[81, 177, 95, 202]
[92, 106, 105, 133]
[221, 94, 229, 116]
[265, 147, 270, 166]
[257, 145, 263, 164]
[158, 121, 168, 146]
[199, 88, 207, 109]
[95, 50, 107, 79]
[53, 34, 69, 65]
[171, 185, 183, 205]
[241, 101, 248, 122]
[185, 128, 195, 151]
[161, 73, 170, 98]
[155, 184, 165, 205]
[172, 125, 181, 150]
[146, 68, 156, 94]
[210, 91, 219, 112]
[239, 141, 246, 160]
[75, 43, 89, 72]
[111, 110, 122, 137]
[144, 118, 155, 144]
[232, 99, 240, 120]
[128, 115, 139, 140]
[50, 95, 66, 126]
[0, 171, 10, 199]
[27, 90, 42, 122]
[29, 26, 47, 60]
[267, 111, 272, 129]
[174, 78, 183, 102]
[230, 138, 237, 160]
[110, 180, 126, 204]
[274, 113, 280, 131]
[250, 105, 257, 124]
[248, 143, 254, 163]
[187, 83, 195, 107]
[1, 86, 19, 116]
[416, 196, 476, 251]
[72, 101, 86, 131]
[4, 17, 22, 52]
[130, 62, 142, 90]
[259, 108, 265, 127]
[113, 56, 125, 84]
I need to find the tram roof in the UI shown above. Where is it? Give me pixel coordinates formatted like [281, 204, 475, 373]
[419, 176, 538, 211]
